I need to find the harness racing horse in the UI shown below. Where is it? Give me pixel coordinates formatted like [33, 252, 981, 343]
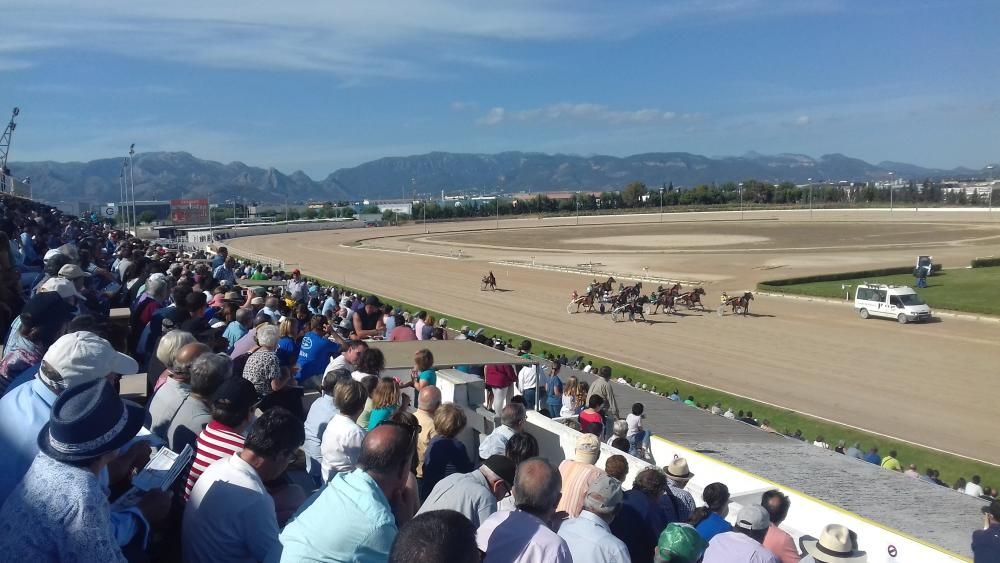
[648, 283, 681, 314]
[593, 276, 616, 295]
[611, 294, 648, 323]
[567, 290, 597, 313]
[481, 271, 497, 291]
[675, 287, 707, 310]
[719, 291, 754, 316]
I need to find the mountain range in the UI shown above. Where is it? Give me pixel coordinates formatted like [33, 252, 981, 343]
[8, 150, 990, 204]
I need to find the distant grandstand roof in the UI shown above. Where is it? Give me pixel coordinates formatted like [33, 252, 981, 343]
[369, 340, 535, 370]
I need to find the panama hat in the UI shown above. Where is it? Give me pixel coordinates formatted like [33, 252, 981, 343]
[802, 524, 868, 562]
[665, 458, 694, 481]
[38, 378, 145, 462]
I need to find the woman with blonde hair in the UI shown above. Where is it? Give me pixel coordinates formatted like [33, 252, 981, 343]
[276, 317, 299, 368]
[366, 376, 400, 430]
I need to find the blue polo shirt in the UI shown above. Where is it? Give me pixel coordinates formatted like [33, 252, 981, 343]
[296, 331, 340, 381]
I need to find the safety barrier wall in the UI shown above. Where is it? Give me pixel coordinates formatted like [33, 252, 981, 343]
[188, 219, 364, 244]
[432, 368, 964, 562]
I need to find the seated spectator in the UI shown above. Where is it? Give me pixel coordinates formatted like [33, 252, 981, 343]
[414, 385, 441, 479]
[421, 403, 474, 498]
[388, 314, 417, 341]
[973, 500, 1000, 562]
[243, 324, 289, 395]
[356, 374, 379, 428]
[880, 449, 901, 472]
[147, 329, 197, 396]
[367, 376, 401, 430]
[663, 458, 697, 523]
[605, 454, 629, 483]
[183, 408, 305, 563]
[276, 423, 417, 561]
[327, 339, 366, 377]
[691, 482, 732, 543]
[0, 291, 74, 395]
[702, 505, 779, 563]
[627, 402, 653, 457]
[303, 370, 347, 479]
[0, 378, 149, 561]
[476, 458, 572, 563]
[320, 378, 368, 482]
[418, 454, 515, 527]
[966, 475, 985, 497]
[611, 467, 671, 563]
[275, 318, 299, 367]
[222, 307, 252, 353]
[845, 442, 863, 459]
[611, 437, 630, 452]
[296, 315, 343, 389]
[184, 377, 258, 499]
[389, 509, 480, 563]
[165, 352, 229, 452]
[556, 433, 606, 518]
[578, 395, 606, 436]
[657, 522, 708, 563]
[148, 341, 210, 442]
[608, 418, 628, 445]
[557, 474, 631, 563]
[863, 446, 881, 465]
[801, 524, 867, 563]
[352, 347, 386, 386]
[761, 489, 801, 563]
[479, 403, 526, 459]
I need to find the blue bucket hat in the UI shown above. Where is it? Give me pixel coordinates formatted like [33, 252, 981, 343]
[37, 378, 145, 462]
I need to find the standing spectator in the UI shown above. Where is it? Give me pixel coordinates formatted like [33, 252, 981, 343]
[605, 454, 629, 483]
[691, 482, 733, 543]
[286, 269, 306, 302]
[326, 339, 367, 376]
[556, 433, 607, 518]
[515, 342, 540, 409]
[148, 342, 210, 444]
[588, 365, 620, 420]
[657, 523, 709, 563]
[558, 474, 631, 563]
[184, 377, 258, 499]
[421, 404, 474, 498]
[880, 450, 902, 472]
[389, 510, 480, 563]
[303, 371, 345, 479]
[367, 376, 401, 430]
[702, 505, 779, 563]
[801, 524, 867, 563]
[579, 395, 606, 436]
[761, 490, 801, 563]
[165, 352, 229, 452]
[296, 315, 342, 389]
[560, 375, 579, 417]
[974, 500, 1000, 562]
[485, 359, 517, 413]
[476, 458, 572, 563]
[413, 348, 436, 390]
[863, 446, 882, 465]
[418, 454, 515, 527]
[478, 403, 526, 459]
[413, 385, 441, 480]
[276, 424, 417, 562]
[319, 379, 368, 482]
[967, 475, 986, 497]
[610, 468, 671, 563]
[544, 361, 563, 417]
[664, 458, 697, 523]
[0, 378, 149, 562]
[413, 311, 427, 340]
[183, 408, 304, 563]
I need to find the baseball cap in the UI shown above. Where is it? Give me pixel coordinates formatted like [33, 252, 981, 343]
[734, 504, 770, 532]
[43, 248, 62, 262]
[38, 277, 84, 301]
[583, 474, 624, 513]
[574, 433, 601, 464]
[481, 455, 516, 487]
[21, 292, 75, 332]
[211, 377, 259, 412]
[251, 296, 265, 306]
[57, 264, 91, 280]
[983, 500, 1000, 520]
[39, 331, 139, 391]
[365, 295, 381, 307]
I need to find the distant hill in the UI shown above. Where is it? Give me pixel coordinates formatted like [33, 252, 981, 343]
[10, 150, 991, 204]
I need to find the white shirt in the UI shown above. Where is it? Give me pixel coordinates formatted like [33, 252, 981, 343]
[723, 409, 736, 419]
[182, 454, 279, 563]
[703, 531, 780, 563]
[560, 395, 576, 418]
[478, 424, 516, 460]
[517, 365, 539, 393]
[414, 319, 426, 340]
[625, 413, 643, 439]
[557, 510, 631, 563]
[582, 364, 593, 373]
[351, 370, 377, 383]
[477, 510, 572, 563]
[325, 354, 356, 376]
[965, 482, 985, 497]
[320, 414, 366, 482]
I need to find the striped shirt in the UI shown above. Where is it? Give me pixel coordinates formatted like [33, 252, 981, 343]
[184, 420, 245, 499]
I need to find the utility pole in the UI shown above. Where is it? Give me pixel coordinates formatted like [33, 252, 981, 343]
[738, 182, 744, 220]
[987, 165, 995, 215]
[888, 172, 894, 214]
[807, 178, 813, 220]
[128, 144, 136, 232]
[659, 186, 664, 222]
[119, 159, 127, 228]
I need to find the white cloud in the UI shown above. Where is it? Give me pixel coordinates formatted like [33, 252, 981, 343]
[475, 103, 683, 126]
[795, 115, 811, 126]
[450, 101, 478, 112]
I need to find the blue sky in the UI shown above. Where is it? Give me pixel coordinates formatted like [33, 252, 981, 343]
[2, 0, 998, 177]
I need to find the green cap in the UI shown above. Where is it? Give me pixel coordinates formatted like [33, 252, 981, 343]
[657, 523, 707, 563]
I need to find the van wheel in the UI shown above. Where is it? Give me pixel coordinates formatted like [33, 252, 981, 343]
[859, 308, 869, 319]
[897, 313, 908, 324]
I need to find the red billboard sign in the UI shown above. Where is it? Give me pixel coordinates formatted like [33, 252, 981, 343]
[170, 198, 209, 225]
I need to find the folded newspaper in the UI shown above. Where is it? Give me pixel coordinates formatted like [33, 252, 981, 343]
[111, 443, 193, 510]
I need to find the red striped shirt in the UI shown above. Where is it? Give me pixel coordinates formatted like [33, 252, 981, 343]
[184, 420, 245, 499]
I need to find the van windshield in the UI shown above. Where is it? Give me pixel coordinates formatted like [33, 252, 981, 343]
[898, 293, 926, 306]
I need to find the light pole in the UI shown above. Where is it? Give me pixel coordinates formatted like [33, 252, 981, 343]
[423, 199, 428, 234]
[496, 196, 500, 230]
[738, 182, 744, 220]
[807, 177, 813, 220]
[576, 193, 580, 226]
[659, 186, 664, 222]
[987, 165, 994, 214]
[128, 144, 136, 233]
[118, 159, 127, 228]
[888, 172, 894, 214]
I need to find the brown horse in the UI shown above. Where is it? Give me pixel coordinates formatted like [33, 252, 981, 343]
[719, 291, 753, 316]
[568, 290, 596, 313]
[676, 287, 706, 310]
[481, 271, 497, 291]
[593, 276, 616, 295]
[649, 284, 681, 314]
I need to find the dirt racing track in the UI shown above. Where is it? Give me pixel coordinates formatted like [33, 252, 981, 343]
[230, 209, 1000, 464]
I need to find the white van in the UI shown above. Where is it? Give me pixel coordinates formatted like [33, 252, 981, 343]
[854, 284, 932, 324]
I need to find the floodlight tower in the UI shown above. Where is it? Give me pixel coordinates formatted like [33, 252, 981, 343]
[0, 107, 20, 193]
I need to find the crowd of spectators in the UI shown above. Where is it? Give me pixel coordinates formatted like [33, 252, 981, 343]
[0, 193, 996, 562]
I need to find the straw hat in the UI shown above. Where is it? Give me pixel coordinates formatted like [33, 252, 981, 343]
[802, 525, 868, 562]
